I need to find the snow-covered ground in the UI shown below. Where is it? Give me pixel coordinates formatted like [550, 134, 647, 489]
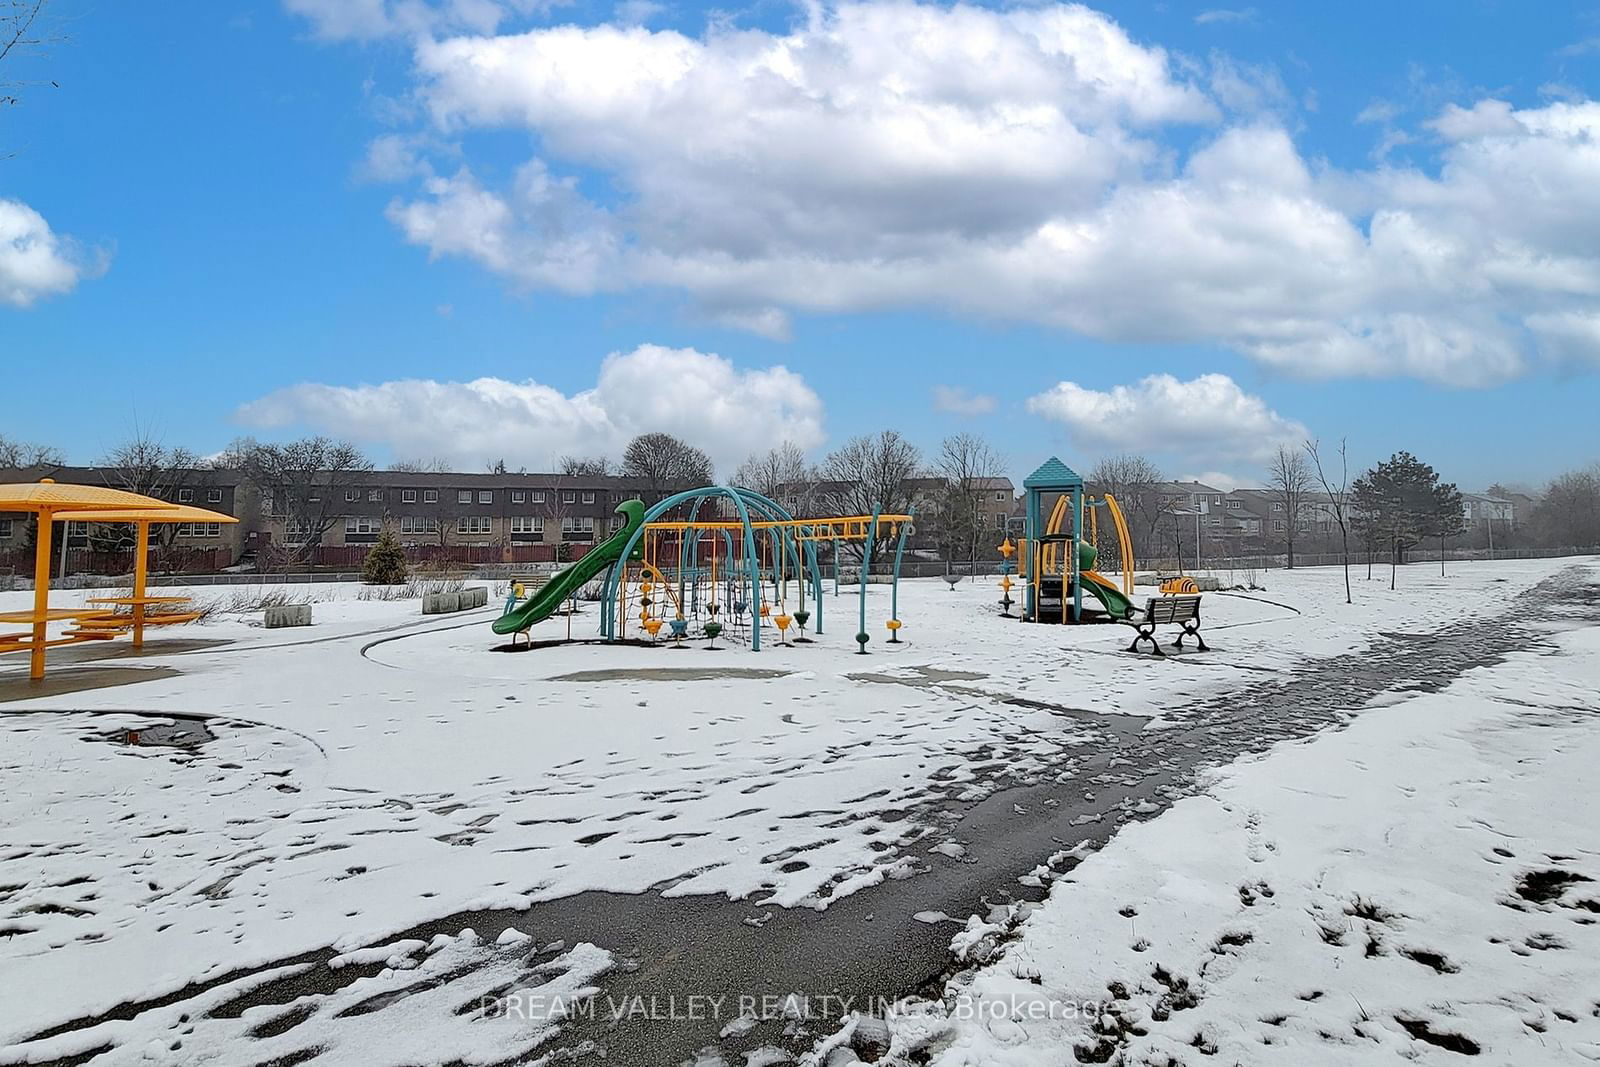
[1, 558, 1593, 1065]
[825, 558, 1600, 1065]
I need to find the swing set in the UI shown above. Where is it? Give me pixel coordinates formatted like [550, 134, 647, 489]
[597, 486, 914, 653]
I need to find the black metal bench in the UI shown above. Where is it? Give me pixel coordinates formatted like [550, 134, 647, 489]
[1125, 594, 1208, 656]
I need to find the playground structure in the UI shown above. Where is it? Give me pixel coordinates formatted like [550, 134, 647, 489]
[493, 486, 914, 653]
[1009, 457, 1138, 624]
[0, 480, 232, 680]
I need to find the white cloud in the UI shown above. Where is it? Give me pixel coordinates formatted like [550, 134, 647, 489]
[307, 2, 1600, 386]
[932, 386, 997, 416]
[1426, 99, 1524, 141]
[1025, 373, 1307, 464]
[0, 199, 103, 309]
[283, 0, 552, 41]
[235, 343, 825, 474]
[1527, 310, 1600, 368]
[1194, 8, 1256, 25]
[1177, 470, 1248, 492]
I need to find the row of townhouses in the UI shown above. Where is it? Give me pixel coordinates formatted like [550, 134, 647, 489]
[0, 463, 1527, 570]
[0, 465, 1022, 568]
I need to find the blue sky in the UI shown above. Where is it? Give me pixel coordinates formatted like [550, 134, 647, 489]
[3, 0, 1598, 489]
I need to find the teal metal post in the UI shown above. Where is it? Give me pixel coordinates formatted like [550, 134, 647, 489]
[855, 509, 880, 654]
[1024, 488, 1041, 621]
[887, 509, 913, 640]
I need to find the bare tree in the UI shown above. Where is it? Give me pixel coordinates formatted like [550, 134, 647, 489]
[232, 437, 373, 567]
[99, 431, 206, 560]
[621, 433, 713, 496]
[1, 0, 57, 117]
[0, 432, 62, 468]
[1305, 437, 1353, 604]
[389, 457, 452, 473]
[934, 432, 1005, 569]
[1530, 465, 1600, 549]
[1087, 453, 1163, 558]
[1267, 444, 1312, 569]
[732, 441, 812, 503]
[818, 431, 921, 559]
[559, 455, 613, 477]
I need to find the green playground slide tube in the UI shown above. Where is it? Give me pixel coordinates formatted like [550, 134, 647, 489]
[491, 500, 645, 636]
[1069, 537, 1136, 621]
[1080, 569, 1136, 620]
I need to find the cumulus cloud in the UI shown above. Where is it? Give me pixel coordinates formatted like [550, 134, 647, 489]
[236, 343, 825, 473]
[0, 199, 104, 309]
[932, 386, 997, 416]
[1025, 373, 1307, 463]
[295, 1, 1600, 384]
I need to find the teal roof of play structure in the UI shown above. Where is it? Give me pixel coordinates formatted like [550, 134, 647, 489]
[1023, 456, 1084, 490]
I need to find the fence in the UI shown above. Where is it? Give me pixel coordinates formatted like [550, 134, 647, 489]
[0, 546, 230, 577]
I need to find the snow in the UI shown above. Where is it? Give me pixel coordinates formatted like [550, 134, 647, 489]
[846, 559, 1600, 1065]
[1, 558, 1593, 1064]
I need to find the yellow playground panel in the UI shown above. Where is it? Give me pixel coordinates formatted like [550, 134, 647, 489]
[0, 480, 233, 680]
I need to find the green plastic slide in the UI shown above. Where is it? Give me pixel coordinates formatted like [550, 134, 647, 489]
[1080, 569, 1136, 620]
[491, 500, 646, 636]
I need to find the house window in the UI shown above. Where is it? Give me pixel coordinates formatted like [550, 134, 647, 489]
[346, 489, 360, 502]
[994, 513, 1007, 528]
[457, 490, 472, 505]
[995, 491, 1006, 501]
[178, 488, 194, 503]
[532, 491, 546, 504]
[423, 489, 438, 503]
[561, 516, 595, 538]
[512, 490, 526, 504]
[368, 489, 383, 502]
[260, 491, 275, 515]
[582, 491, 596, 504]
[563, 491, 576, 504]
[1228, 500, 1241, 510]
[345, 517, 380, 535]
[1272, 503, 1284, 511]
[456, 516, 493, 535]
[402, 489, 417, 504]
[479, 490, 493, 504]
[207, 488, 223, 503]
[399, 517, 439, 535]
[510, 516, 544, 535]
[0, 518, 12, 538]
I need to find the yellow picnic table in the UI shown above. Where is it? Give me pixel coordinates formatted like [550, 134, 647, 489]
[0, 608, 123, 654]
[0, 481, 215, 679]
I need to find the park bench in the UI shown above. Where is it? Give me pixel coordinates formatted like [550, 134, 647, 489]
[1125, 594, 1208, 656]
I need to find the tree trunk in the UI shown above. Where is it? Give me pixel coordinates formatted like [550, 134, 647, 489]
[1390, 535, 1397, 590]
[1340, 528, 1352, 604]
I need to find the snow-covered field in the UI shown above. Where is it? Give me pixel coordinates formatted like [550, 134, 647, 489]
[823, 559, 1600, 1065]
[1, 557, 1594, 1065]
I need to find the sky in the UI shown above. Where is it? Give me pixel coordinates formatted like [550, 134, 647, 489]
[2, 0, 1598, 491]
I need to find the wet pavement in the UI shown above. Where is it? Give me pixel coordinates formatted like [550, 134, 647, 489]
[18, 569, 1598, 1067]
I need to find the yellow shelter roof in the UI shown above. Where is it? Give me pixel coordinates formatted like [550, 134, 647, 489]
[65, 505, 239, 525]
[0, 480, 182, 514]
